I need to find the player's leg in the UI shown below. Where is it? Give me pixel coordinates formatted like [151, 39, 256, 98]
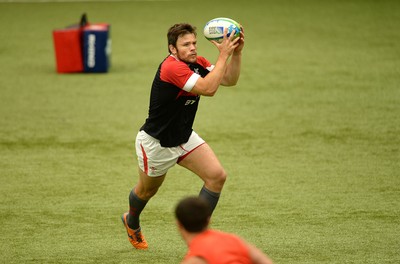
[178, 143, 227, 213]
[122, 168, 166, 249]
[122, 130, 171, 249]
[127, 168, 166, 229]
[127, 130, 171, 228]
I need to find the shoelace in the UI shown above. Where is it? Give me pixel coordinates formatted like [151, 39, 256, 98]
[134, 229, 143, 242]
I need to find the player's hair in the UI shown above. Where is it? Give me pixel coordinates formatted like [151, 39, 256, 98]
[167, 23, 197, 53]
[175, 196, 211, 233]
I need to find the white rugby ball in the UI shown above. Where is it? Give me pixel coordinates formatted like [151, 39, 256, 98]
[203, 17, 241, 43]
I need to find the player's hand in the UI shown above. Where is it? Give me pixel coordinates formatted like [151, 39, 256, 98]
[233, 25, 245, 55]
[210, 28, 240, 59]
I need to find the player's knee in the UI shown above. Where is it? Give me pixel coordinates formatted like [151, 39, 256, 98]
[218, 169, 227, 185]
[208, 168, 227, 190]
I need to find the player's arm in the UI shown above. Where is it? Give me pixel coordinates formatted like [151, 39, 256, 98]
[190, 29, 240, 97]
[221, 27, 245, 86]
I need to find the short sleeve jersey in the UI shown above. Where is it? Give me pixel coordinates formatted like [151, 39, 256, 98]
[184, 230, 252, 264]
[140, 55, 213, 147]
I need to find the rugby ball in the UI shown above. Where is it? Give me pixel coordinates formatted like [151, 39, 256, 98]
[203, 17, 241, 43]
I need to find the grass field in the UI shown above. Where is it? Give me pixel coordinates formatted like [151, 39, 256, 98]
[1, 0, 399, 263]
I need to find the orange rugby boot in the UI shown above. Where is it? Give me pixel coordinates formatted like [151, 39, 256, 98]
[121, 212, 148, 249]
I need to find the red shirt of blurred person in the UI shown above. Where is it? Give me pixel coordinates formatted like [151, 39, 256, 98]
[184, 230, 252, 264]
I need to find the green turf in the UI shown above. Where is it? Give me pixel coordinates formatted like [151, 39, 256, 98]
[0, 0, 399, 263]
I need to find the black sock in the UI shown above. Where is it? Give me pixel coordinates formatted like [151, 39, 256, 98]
[127, 189, 148, 230]
[199, 186, 220, 214]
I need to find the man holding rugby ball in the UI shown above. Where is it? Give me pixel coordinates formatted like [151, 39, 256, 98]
[121, 22, 244, 249]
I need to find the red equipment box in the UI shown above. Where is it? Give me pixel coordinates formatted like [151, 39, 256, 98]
[53, 26, 84, 73]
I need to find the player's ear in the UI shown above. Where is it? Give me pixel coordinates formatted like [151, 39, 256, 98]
[169, 44, 177, 55]
[176, 220, 185, 231]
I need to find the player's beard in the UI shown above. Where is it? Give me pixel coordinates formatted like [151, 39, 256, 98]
[176, 48, 197, 64]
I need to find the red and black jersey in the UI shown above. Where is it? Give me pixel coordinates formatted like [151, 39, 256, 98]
[140, 55, 213, 147]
